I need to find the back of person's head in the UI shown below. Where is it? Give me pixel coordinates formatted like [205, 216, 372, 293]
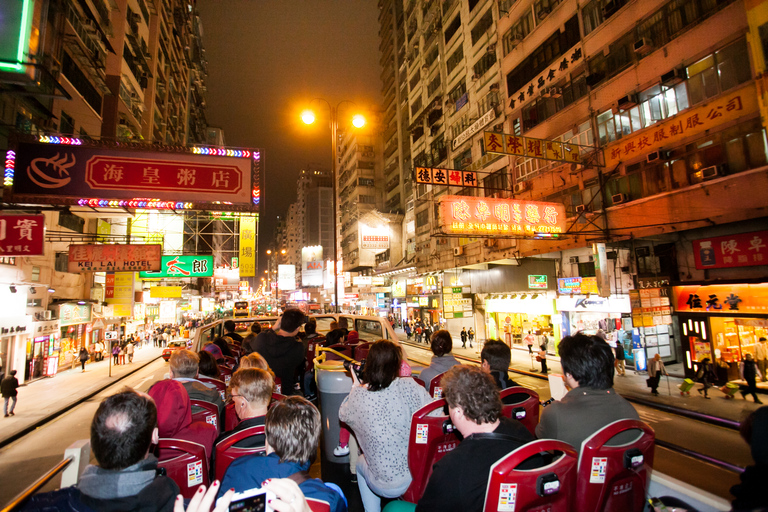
[197, 350, 220, 379]
[250, 322, 262, 335]
[147, 379, 192, 437]
[280, 309, 305, 333]
[203, 342, 224, 360]
[9, 370, 16, 377]
[329, 321, 339, 331]
[230, 368, 273, 407]
[304, 320, 316, 335]
[740, 406, 768, 465]
[442, 366, 501, 425]
[170, 349, 199, 378]
[558, 332, 614, 389]
[363, 339, 402, 391]
[239, 352, 269, 371]
[338, 317, 349, 329]
[224, 320, 236, 332]
[91, 389, 157, 470]
[265, 396, 321, 464]
[430, 330, 453, 357]
[347, 330, 359, 344]
[481, 339, 511, 371]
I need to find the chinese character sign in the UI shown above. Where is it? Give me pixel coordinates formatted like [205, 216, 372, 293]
[0, 214, 45, 255]
[68, 244, 162, 272]
[139, 255, 214, 278]
[415, 167, 478, 187]
[484, 132, 585, 164]
[692, 230, 768, 270]
[438, 196, 565, 236]
[239, 215, 256, 277]
[673, 283, 768, 314]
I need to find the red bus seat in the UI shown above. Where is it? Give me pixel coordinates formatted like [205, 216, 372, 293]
[305, 336, 326, 372]
[190, 399, 220, 434]
[198, 376, 227, 402]
[214, 425, 266, 480]
[484, 439, 577, 512]
[401, 398, 459, 503]
[325, 344, 353, 361]
[224, 401, 239, 432]
[575, 419, 655, 512]
[306, 498, 331, 512]
[412, 377, 426, 389]
[353, 342, 373, 361]
[428, 372, 448, 399]
[219, 365, 232, 385]
[499, 386, 540, 437]
[156, 438, 209, 500]
[274, 377, 282, 395]
[223, 355, 237, 368]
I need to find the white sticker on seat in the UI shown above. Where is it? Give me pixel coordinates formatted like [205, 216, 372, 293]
[187, 460, 203, 487]
[590, 457, 608, 483]
[497, 482, 517, 511]
[416, 423, 429, 444]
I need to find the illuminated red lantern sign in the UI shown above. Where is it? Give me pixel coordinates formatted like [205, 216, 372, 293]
[437, 195, 566, 236]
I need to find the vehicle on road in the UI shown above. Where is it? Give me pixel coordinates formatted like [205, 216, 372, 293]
[161, 340, 187, 362]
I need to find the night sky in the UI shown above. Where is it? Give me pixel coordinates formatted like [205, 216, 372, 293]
[196, 1, 383, 273]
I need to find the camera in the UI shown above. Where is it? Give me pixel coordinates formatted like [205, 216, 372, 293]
[343, 358, 366, 380]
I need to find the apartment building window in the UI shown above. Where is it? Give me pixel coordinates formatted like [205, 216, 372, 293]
[411, 97, 423, 117]
[535, 0, 563, 21]
[503, 11, 533, 56]
[58, 211, 84, 233]
[429, 135, 447, 166]
[447, 45, 464, 75]
[454, 147, 472, 169]
[409, 70, 421, 92]
[448, 81, 467, 105]
[444, 14, 461, 43]
[426, 45, 439, 68]
[428, 74, 442, 97]
[358, 178, 375, 187]
[359, 195, 376, 204]
[416, 208, 430, 230]
[687, 39, 750, 105]
[561, 121, 593, 147]
[471, 8, 493, 46]
[55, 252, 69, 272]
[59, 112, 75, 135]
[468, 0, 481, 12]
[484, 168, 509, 198]
[451, 112, 472, 139]
[515, 157, 542, 181]
[473, 51, 496, 79]
[582, 0, 612, 36]
[477, 90, 500, 116]
[61, 53, 102, 113]
[31, 266, 40, 282]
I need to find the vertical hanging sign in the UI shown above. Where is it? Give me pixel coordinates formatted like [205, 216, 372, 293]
[239, 216, 256, 277]
[592, 243, 610, 298]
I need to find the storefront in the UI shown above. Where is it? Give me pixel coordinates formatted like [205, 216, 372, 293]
[673, 283, 768, 380]
[484, 293, 558, 351]
[556, 294, 632, 337]
[1, 316, 33, 383]
[406, 275, 443, 326]
[57, 303, 93, 370]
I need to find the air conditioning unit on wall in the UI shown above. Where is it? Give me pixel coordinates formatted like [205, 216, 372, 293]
[513, 181, 531, 193]
[453, 246, 464, 256]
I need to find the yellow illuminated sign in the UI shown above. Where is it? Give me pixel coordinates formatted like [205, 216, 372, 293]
[239, 215, 256, 277]
[150, 286, 182, 298]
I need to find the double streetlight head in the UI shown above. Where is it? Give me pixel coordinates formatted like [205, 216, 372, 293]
[301, 109, 366, 129]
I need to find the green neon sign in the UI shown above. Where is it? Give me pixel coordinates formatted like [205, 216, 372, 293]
[139, 255, 214, 278]
[0, 0, 35, 73]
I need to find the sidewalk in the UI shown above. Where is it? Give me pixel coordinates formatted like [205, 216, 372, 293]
[399, 330, 765, 425]
[1, 345, 164, 447]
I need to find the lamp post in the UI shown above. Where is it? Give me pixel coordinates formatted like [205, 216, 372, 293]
[302, 100, 365, 314]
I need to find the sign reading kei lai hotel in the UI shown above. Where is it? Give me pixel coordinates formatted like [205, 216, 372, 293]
[437, 196, 566, 237]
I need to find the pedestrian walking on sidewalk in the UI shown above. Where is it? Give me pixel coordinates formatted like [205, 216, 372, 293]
[2, 370, 18, 417]
[460, 327, 468, 348]
[112, 343, 120, 365]
[647, 354, 667, 396]
[468, 328, 475, 348]
[614, 338, 626, 376]
[538, 338, 548, 374]
[524, 331, 535, 354]
[126, 341, 134, 363]
[78, 347, 89, 372]
[696, 357, 716, 398]
[740, 354, 763, 404]
[756, 337, 767, 383]
[118, 344, 125, 365]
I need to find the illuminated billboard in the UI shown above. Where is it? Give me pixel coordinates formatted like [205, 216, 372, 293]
[0, 0, 35, 75]
[278, 265, 296, 291]
[437, 195, 566, 237]
[7, 137, 262, 212]
[302, 246, 323, 287]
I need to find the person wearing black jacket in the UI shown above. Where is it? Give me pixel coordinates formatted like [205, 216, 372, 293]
[416, 366, 537, 512]
[2, 370, 19, 417]
[250, 309, 305, 395]
[731, 406, 768, 512]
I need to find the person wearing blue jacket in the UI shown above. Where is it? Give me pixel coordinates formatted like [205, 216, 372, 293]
[219, 396, 346, 512]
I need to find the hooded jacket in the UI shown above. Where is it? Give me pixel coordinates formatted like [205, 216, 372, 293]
[250, 330, 304, 395]
[731, 406, 768, 511]
[147, 379, 217, 463]
[21, 455, 179, 512]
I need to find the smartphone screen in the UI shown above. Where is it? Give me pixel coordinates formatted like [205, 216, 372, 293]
[229, 492, 266, 512]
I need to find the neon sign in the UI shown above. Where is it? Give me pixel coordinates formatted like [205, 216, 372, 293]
[438, 195, 566, 236]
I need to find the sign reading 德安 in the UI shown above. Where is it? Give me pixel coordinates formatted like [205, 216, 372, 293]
[139, 255, 214, 278]
[437, 195, 565, 237]
[528, 275, 548, 289]
[68, 244, 162, 272]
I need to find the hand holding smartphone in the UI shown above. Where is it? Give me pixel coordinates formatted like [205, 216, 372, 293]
[224, 487, 276, 512]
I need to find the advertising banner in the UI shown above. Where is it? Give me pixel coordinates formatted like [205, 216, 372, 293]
[438, 195, 565, 237]
[360, 226, 389, 250]
[278, 265, 296, 291]
[159, 301, 177, 323]
[214, 268, 240, 291]
[692, 230, 768, 270]
[10, 140, 261, 211]
[593, 243, 610, 298]
[68, 244, 162, 272]
[557, 276, 599, 295]
[106, 272, 134, 318]
[150, 286, 183, 298]
[59, 304, 92, 326]
[0, 214, 45, 256]
[239, 216, 256, 277]
[139, 255, 214, 278]
[301, 246, 324, 287]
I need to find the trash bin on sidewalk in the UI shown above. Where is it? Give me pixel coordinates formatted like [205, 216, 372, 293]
[315, 360, 353, 464]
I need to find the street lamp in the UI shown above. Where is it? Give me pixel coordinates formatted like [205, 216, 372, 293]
[302, 99, 366, 313]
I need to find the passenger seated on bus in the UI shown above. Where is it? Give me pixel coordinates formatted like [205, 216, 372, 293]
[242, 322, 262, 356]
[22, 389, 180, 512]
[203, 342, 225, 364]
[213, 336, 235, 358]
[147, 379, 217, 463]
[480, 339, 520, 391]
[250, 309, 306, 396]
[536, 332, 639, 453]
[219, 396, 348, 512]
[415, 366, 537, 512]
[223, 319, 244, 344]
[339, 340, 431, 512]
[325, 317, 349, 347]
[418, 330, 461, 386]
[731, 406, 768, 512]
[198, 350, 223, 380]
[239, 352, 274, 376]
[216, 368, 272, 448]
[170, 349, 225, 417]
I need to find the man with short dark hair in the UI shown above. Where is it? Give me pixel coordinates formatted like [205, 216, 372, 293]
[325, 316, 349, 347]
[416, 366, 536, 512]
[241, 322, 263, 356]
[2, 370, 19, 417]
[223, 319, 244, 344]
[480, 339, 518, 390]
[170, 349, 225, 417]
[23, 389, 179, 511]
[250, 309, 306, 395]
[536, 332, 639, 453]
